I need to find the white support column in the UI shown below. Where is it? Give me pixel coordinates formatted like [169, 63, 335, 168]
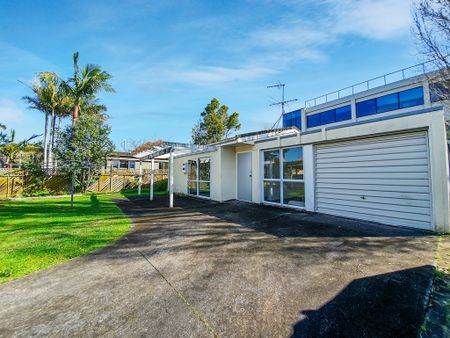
[303, 144, 315, 212]
[138, 160, 142, 195]
[150, 158, 154, 201]
[169, 150, 174, 208]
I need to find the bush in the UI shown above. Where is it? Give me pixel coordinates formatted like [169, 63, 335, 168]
[153, 178, 168, 192]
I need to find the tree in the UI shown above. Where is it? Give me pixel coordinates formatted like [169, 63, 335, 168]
[22, 72, 68, 168]
[414, 0, 450, 101]
[0, 127, 40, 169]
[0, 123, 8, 145]
[192, 98, 241, 145]
[64, 52, 115, 125]
[54, 113, 114, 192]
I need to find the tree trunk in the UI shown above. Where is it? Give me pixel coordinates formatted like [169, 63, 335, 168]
[48, 111, 56, 170]
[43, 112, 49, 169]
[57, 115, 62, 136]
[73, 105, 79, 125]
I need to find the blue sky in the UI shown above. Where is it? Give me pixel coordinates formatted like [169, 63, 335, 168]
[0, 0, 420, 149]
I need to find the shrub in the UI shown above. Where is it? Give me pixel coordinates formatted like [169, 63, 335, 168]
[154, 178, 168, 192]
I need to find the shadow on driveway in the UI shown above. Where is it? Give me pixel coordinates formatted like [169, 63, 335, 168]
[0, 194, 437, 338]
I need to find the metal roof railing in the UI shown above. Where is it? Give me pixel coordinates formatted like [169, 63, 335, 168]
[304, 59, 440, 109]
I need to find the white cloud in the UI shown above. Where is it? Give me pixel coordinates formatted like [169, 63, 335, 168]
[331, 0, 412, 40]
[0, 99, 24, 123]
[164, 65, 276, 85]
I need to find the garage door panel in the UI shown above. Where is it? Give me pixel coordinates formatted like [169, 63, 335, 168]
[317, 206, 431, 230]
[316, 165, 429, 174]
[316, 152, 428, 164]
[318, 196, 431, 214]
[316, 178, 430, 187]
[318, 201, 431, 222]
[317, 136, 426, 154]
[316, 188, 430, 201]
[316, 172, 430, 180]
[317, 144, 428, 159]
[315, 132, 432, 230]
[316, 182, 431, 194]
[316, 158, 429, 169]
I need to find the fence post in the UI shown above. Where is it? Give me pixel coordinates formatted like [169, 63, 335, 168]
[6, 174, 9, 198]
[109, 164, 113, 192]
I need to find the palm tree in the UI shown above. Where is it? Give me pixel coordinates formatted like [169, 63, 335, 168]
[22, 72, 63, 168]
[64, 52, 115, 125]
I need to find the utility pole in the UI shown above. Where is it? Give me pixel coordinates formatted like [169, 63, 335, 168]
[267, 82, 297, 129]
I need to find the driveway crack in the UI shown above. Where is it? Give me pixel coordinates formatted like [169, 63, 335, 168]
[126, 237, 219, 337]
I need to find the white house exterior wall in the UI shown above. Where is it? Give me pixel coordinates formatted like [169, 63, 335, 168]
[173, 107, 449, 232]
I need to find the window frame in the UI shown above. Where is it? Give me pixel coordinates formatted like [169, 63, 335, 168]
[261, 146, 305, 208]
[187, 157, 211, 199]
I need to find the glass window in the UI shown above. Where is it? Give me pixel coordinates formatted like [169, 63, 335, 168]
[263, 146, 305, 207]
[119, 160, 128, 169]
[199, 158, 210, 181]
[283, 114, 290, 127]
[356, 99, 377, 117]
[376, 93, 398, 113]
[188, 181, 197, 195]
[320, 109, 335, 125]
[159, 162, 168, 170]
[307, 113, 321, 128]
[283, 110, 302, 129]
[264, 150, 280, 179]
[399, 87, 424, 108]
[264, 181, 280, 203]
[283, 181, 305, 207]
[112, 160, 120, 169]
[187, 160, 197, 180]
[199, 182, 210, 197]
[129, 161, 135, 169]
[335, 105, 351, 122]
[187, 158, 210, 198]
[283, 147, 303, 180]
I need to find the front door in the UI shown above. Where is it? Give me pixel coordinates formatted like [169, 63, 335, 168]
[237, 152, 252, 201]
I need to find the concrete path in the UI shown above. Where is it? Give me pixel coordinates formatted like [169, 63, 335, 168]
[0, 195, 438, 337]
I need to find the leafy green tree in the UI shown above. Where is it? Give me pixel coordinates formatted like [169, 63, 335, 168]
[0, 123, 8, 145]
[64, 52, 115, 125]
[192, 98, 241, 145]
[0, 128, 40, 169]
[54, 113, 114, 191]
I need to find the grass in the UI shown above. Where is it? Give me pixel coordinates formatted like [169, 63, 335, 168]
[0, 189, 167, 284]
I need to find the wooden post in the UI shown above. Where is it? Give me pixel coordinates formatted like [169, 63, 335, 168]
[6, 174, 9, 198]
[109, 163, 113, 192]
[169, 150, 174, 208]
[138, 161, 142, 195]
[150, 159, 154, 201]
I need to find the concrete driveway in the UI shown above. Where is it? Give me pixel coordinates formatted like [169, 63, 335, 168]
[0, 195, 438, 337]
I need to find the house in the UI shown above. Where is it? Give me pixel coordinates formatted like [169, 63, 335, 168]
[171, 64, 450, 233]
[106, 151, 168, 173]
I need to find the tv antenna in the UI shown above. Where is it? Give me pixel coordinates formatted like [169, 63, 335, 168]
[267, 82, 297, 129]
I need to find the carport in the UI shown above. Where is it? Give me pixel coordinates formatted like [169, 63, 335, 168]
[136, 142, 214, 207]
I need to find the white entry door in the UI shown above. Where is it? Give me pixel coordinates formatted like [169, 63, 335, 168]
[237, 152, 252, 201]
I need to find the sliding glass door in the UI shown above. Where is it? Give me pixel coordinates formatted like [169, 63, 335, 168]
[263, 147, 304, 207]
[187, 158, 211, 198]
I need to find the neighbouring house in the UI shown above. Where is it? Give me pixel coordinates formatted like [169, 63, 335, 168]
[106, 151, 168, 173]
[171, 64, 450, 233]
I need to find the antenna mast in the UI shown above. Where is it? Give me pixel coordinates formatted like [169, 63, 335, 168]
[267, 82, 297, 129]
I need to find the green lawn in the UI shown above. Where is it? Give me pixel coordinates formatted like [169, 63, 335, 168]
[0, 192, 137, 284]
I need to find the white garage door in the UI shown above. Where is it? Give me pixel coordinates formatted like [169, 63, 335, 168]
[315, 132, 432, 230]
